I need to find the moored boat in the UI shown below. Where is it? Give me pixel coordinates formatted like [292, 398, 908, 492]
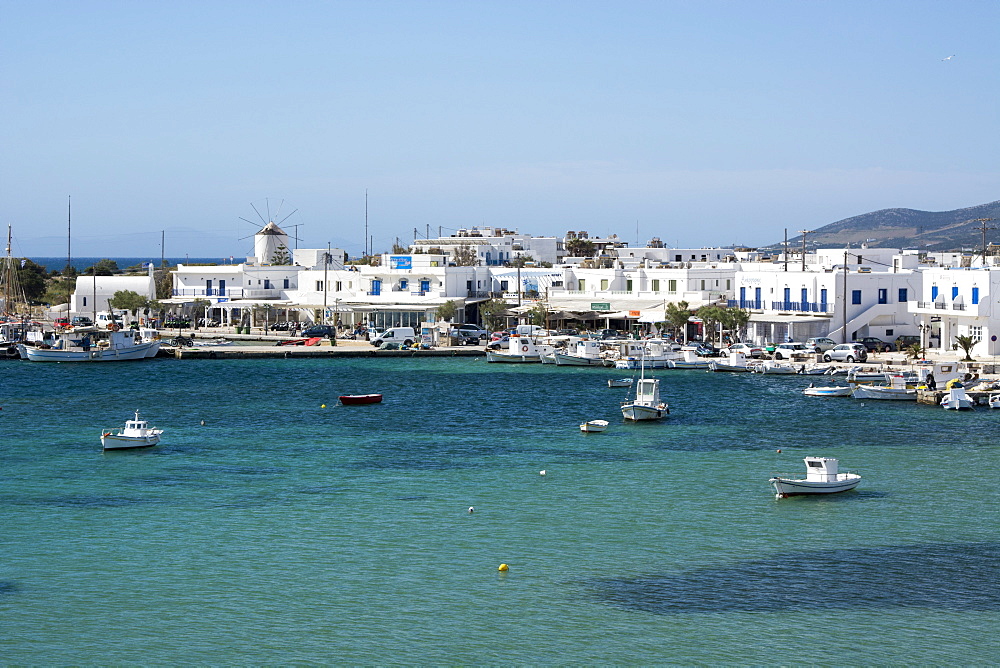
[339, 394, 383, 405]
[802, 384, 853, 397]
[19, 327, 157, 362]
[101, 410, 163, 450]
[608, 378, 633, 388]
[851, 374, 916, 401]
[580, 419, 609, 432]
[621, 362, 668, 421]
[769, 457, 861, 498]
[940, 383, 974, 410]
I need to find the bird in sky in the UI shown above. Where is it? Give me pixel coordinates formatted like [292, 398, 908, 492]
[942, 55, 956, 61]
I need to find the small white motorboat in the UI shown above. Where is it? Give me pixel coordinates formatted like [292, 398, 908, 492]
[802, 384, 853, 397]
[769, 457, 861, 498]
[754, 360, 798, 374]
[940, 383, 974, 410]
[580, 419, 610, 433]
[989, 393, 1000, 409]
[101, 410, 163, 450]
[608, 378, 633, 388]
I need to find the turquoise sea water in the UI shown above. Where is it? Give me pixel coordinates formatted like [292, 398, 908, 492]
[2, 358, 999, 663]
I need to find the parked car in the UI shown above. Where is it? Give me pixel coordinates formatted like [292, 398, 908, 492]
[54, 317, 71, 328]
[371, 326, 417, 347]
[805, 337, 836, 352]
[70, 316, 93, 327]
[854, 337, 892, 353]
[824, 343, 869, 363]
[452, 323, 489, 339]
[598, 329, 623, 340]
[772, 342, 812, 360]
[727, 343, 764, 358]
[301, 324, 337, 338]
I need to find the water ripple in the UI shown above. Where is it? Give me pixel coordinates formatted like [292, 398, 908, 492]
[588, 542, 1000, 613]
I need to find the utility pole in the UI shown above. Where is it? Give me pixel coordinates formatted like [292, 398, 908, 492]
[798, 230, 811, 271]
[783, 229, 788, 271]
[842, 249, 849, 343]
[972, 218, 996, 265]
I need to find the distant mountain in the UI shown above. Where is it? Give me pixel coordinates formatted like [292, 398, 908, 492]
[770, 200, 1000, 252]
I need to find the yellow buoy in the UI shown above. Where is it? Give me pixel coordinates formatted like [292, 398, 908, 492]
[498, 563, 509, 572]
[321, 404, 326, 408]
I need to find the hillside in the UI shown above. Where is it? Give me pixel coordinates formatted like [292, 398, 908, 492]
[771, 200, 1000, 252]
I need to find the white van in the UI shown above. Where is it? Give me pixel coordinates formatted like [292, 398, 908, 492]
[95, 309, 130, 329]
[515, 324, 543, 337]
[371, 326, 417, 347]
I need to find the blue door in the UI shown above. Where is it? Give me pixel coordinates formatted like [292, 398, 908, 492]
[371, 279, 381, 296]
[219, 279, 226, 296]
[783, 287, 791, 309]
[820, 288, 828, 310]
[801, 288, 808, 311]
[420, 280, 430, 293]
[754, 287, 761, 309]
[206, 280, 213, 296]
[739, 287, 746, 307]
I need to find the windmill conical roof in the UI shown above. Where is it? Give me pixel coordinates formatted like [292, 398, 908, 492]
[258, 221, 286, 236]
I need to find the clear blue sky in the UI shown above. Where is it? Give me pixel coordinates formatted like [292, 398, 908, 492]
[2, 0, 998, 258]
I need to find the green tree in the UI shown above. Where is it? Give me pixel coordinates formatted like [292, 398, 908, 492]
[479, 298, 508, 333]
[108, 290, 149, 320]
[435, 300, 458, 323]
[717, 306, 751, 343]
[155, 270, 173, 300]
[907, 342, 927, 361]
[270, 245, 291, 265]
[664, 300, 692, 343]
[191, 298, 210, 330]
[453, 243, 477, 266]
[526, 301, 548, 328]
[15, 258, 48, 302]
[565, 238, 595, 257]
[954, 334, 977, 361]
[696, 305, 725, 345]
[84, 259, 120, 275]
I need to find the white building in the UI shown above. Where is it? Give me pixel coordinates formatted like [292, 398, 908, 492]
[411, 227, 560, 266]
[733, 248, 923, 345]
[912, 266, 1000, 357]
[70, 268, 156, 319]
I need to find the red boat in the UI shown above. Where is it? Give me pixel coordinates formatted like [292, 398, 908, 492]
[339, 394, 383, 405]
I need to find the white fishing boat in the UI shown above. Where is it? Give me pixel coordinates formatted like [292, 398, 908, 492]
[608, 378, 633, 388]
[621, 364, 668, 421]
[851, 374, 916, 401]
[709, 351, 751, 372]
[769, 457, 861, 498]
[101, 410, 163, 450]
[485, 336, 541, 363]
[554, 339, 605, 366]
[989, 393, 1000, 409]
[940, 383, 974, 410]
[754, 360, 798, 374]
[666, 348, 710, 370]
[579, 419, 609, 433]
[802, 384, 853, 397]
[19, 327, 158, 362]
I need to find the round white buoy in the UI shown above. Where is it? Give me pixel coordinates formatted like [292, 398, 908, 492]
[468, 506, 475, 513]
[200, 419, 206, 426]
[539, 470, 546, 476]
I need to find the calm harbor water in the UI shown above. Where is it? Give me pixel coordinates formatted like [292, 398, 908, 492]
[2, 357, 998, 663]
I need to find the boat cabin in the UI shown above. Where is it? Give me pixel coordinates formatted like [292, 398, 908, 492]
[803, 457, 840, 482]
[635, 378, 661, 404]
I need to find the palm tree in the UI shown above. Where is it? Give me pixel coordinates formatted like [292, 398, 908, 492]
[954, 334, 977, 361]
